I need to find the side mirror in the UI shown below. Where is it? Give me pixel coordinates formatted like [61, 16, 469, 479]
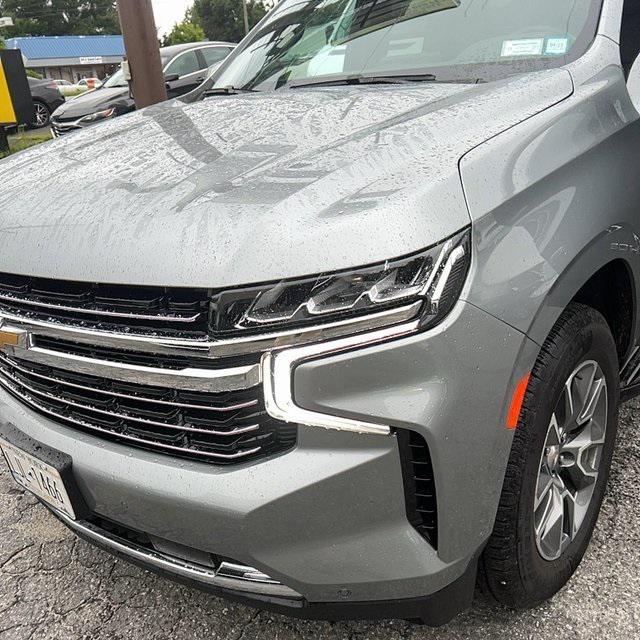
[164, 73, 180, 83]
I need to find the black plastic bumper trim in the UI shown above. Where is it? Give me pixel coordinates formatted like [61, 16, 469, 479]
[48, 503, 478, 626]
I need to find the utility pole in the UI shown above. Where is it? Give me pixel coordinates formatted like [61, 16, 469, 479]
[242, 0, 250, 36]
[115, 0, 167, 109]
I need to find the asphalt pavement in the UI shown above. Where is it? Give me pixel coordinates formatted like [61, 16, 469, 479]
[1, 400, 640, 639]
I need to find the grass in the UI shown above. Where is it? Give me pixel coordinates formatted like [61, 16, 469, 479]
[62, 88, 86, 98]
[0, 129, 52, 159]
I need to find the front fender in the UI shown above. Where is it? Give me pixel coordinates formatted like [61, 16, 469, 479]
[459, 38, 640, 350]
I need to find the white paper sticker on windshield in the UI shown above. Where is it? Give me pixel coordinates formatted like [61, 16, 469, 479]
[501, 39, 544, 57]
[387, 38, 424, 57]
[545, 38, 569, 55]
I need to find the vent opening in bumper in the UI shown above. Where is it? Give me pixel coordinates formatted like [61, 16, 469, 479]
[397, 429, 438, 549]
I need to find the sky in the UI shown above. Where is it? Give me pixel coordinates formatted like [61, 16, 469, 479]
[151, 0, 193, 36]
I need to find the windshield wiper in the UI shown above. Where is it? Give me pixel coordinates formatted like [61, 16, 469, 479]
[203, 85, 258, 96]
[287, 73, 437, 89]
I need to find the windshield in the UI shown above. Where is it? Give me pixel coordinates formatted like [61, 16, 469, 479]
[215, 0, 600, 90]
[104, 54, 172, 88]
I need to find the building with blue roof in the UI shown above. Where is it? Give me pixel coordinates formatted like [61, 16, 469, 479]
[4, 35, 125, 82]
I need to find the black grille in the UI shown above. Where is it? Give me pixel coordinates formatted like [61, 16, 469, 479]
[88, 515, 153, 548]
[34, 336, 258, 371]
[0, 353, 297, 465]
[0, 272, 210, 338]
[397, 430, 438, 548]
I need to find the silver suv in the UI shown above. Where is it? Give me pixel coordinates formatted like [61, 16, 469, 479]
[0, 0, 639, 626]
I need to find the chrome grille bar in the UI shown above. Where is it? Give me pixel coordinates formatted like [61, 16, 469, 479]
[0, 354, 259, 413]
[0, 294, 203, 323]
[0, 375, 262, 461]
[0, 366, 260, 437]
[0, 302, 420, 359]
[9, 345, 261, 393]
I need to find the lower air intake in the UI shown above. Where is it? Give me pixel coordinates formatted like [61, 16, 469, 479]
[397, 429, 438, 549]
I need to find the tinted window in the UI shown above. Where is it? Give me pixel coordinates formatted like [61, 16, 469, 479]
[201, 47, 233, 67]
[103, 68, 128, 88]
[621, 1, 640, 75]
[217, 0, 601, 90]
[166, 50, 201, 77]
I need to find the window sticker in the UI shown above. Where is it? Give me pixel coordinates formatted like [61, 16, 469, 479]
[545, 38, 569, 56]
[501, 39, 544, 57]
[387, 38, 425, 57]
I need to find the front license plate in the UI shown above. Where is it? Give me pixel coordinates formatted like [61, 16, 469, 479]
[0, 437, 76, 519]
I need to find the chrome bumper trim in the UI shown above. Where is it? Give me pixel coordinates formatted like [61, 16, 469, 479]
[262, 319, 420, 436]
[50, 508, 303, 599]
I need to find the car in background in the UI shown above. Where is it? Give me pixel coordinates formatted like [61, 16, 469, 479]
[51, 78, 101, 96]
[50, 79, 74, 94]
[50, 42, 235, 137]
[28, 77, 65, 129]
[76, 77, 103, 91]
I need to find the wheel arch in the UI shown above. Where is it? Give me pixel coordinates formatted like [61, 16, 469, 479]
[527, 231, 637, 367]
[32, 97, 50, 110]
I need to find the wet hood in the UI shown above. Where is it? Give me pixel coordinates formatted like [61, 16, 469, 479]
[52, 86, 132, 120]
[0, 70, 572, 288]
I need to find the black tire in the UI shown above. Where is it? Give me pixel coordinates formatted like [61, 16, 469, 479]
[480, 302, 619, 609]
[30, 100, 51, 129]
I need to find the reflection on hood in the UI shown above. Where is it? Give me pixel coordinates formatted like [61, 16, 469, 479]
[0, 69, 572, 288]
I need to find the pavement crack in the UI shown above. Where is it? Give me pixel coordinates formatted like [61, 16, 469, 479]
[233, 610, 262, 640]
[0, 543, 34, 570]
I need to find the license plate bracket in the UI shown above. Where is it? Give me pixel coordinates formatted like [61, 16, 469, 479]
[0, 423, 89, 520]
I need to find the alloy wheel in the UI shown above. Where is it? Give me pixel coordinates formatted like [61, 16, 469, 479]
[34, 103, 50, 127]
[534, 360, 608, 561]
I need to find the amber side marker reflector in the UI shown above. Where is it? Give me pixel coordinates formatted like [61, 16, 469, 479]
[507, 373, 531, 429]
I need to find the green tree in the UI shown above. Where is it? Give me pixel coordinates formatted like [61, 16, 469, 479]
[192, 0, 268, 43]
[0, 0, 121, 37]
[162, 15, 206, 47]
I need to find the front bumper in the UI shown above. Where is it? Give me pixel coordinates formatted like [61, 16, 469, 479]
[0, 300, 536, 620]
[51, 117, 86, 137]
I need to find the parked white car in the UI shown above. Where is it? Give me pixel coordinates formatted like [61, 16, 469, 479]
[53, 78, 103, 96]
[50, 79, 75, 96]
[76, 77, 103, 91]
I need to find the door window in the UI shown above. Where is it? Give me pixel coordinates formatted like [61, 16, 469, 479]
[165, 51, 201, 78]
[201, 47, 233, 67]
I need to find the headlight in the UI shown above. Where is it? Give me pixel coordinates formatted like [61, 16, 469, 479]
[211, 228, 470, 337]
[79, 108, 116, 124]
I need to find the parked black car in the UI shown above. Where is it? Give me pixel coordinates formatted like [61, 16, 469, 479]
[28, 77, 65, 129]
[51, 41, 235, 136]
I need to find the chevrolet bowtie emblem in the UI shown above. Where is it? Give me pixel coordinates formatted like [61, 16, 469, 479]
[0, 327, 28, 349]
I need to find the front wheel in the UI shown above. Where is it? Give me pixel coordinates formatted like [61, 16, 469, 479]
[480, 303, 619, 608]
[30, 100, 51, 129]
